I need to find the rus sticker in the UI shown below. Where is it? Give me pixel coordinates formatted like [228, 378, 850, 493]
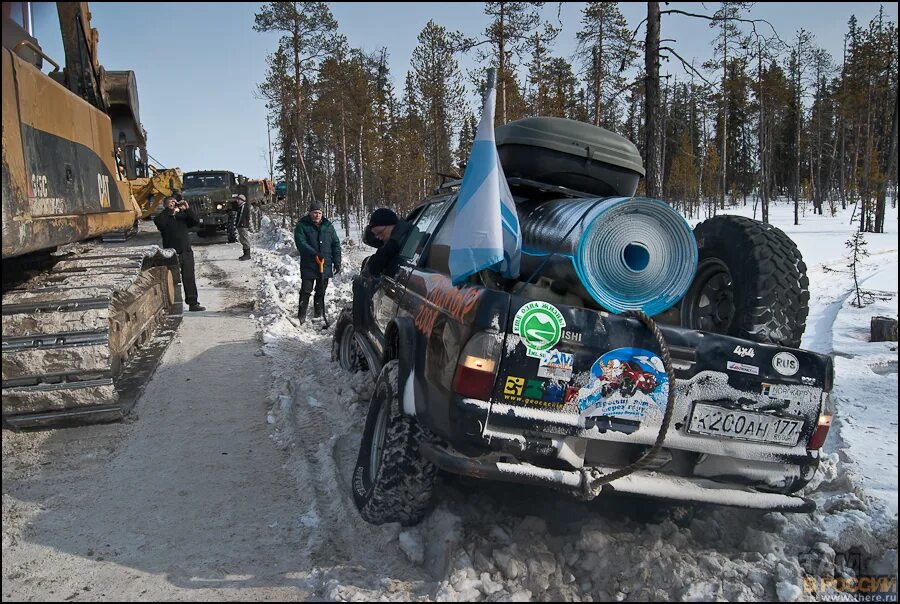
[537, 349, 574, 381]
[772, 352, 800, 376]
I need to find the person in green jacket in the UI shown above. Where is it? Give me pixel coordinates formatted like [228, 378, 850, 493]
[293, 202, 341, 324]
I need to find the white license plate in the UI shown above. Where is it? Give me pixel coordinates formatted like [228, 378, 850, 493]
[687, 403, 803, 446]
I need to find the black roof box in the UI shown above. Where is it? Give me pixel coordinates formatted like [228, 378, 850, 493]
[496, 117, 644, 198]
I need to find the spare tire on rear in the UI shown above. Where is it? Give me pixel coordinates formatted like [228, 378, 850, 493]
[679, 215, 809, 348]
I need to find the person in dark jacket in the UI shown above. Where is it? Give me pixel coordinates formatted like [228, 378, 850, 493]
[364, 208, 417, 277]
[233, 194, 252, 261]
[293, 202, 342, 324]
[153, 196, 205, 312]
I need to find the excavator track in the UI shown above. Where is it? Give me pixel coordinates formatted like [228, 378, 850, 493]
[2, 246, 183, 428]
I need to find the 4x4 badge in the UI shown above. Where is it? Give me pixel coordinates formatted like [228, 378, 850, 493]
[513, 301, 565, 358]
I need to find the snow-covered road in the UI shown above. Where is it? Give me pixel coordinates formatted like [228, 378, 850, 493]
[2, 201, 896, 602]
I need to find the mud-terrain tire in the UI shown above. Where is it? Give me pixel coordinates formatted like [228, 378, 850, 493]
[332, 308, 368, 373]
[681, 215, 809, 348]
[352, 360, 436, 526]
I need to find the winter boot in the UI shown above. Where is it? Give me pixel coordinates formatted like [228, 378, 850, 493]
[238, 248, 251, 261]
[298, 292, 310, 325]
[313, 297, 324, 319]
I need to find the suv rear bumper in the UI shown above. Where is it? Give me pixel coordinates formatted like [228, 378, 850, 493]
[420, 441, 815, 512]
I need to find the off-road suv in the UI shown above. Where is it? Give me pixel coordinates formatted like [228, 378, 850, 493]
[334, 119, 833, 527]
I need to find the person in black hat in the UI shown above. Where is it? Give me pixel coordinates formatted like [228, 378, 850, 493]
[232, 194, 252, 260]
[293, 201, 341, 324]
[364, 208, 417, 277]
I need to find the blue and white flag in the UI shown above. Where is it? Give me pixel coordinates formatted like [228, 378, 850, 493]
[449, 69, 521, 285]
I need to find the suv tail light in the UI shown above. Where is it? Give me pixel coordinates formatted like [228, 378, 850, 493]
[808, 392, 834, 450]
[453, 332, 501, 400]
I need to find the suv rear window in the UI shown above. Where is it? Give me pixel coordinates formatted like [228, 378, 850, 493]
[400, 200, 447, 260]
[424, 201, 456, 275]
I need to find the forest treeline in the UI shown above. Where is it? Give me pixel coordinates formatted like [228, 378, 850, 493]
[255, 2, 897, 234]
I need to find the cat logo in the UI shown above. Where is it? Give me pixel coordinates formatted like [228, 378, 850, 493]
[98, 174, 111, 208]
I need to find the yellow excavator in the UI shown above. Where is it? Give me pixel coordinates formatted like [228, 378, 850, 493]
[131, 165, 183, 219]
[2, 2, 182, 426]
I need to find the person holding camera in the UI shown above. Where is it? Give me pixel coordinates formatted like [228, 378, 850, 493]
[154, 195, 206, 312]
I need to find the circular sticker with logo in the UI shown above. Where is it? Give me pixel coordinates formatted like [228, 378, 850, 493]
[772, 352, 799, 376]
[577, 348, 669, 421]
[513, 301, 566, 358]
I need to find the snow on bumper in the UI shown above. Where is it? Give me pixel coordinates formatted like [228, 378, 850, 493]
[419, 441, 815, 512]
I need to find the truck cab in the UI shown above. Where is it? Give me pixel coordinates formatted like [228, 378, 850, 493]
[181, 170, 244, 237]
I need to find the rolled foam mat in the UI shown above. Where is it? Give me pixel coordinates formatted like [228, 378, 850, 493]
[519, 196, 697, 315]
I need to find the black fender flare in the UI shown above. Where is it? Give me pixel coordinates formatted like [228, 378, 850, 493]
[351, 276, 369, 330]
[384, 316, 423, 417]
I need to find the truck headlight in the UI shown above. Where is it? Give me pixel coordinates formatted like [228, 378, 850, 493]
[216, 203, 223, 210]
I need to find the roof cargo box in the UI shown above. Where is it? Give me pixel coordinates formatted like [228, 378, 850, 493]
[495, 117, 645, 197]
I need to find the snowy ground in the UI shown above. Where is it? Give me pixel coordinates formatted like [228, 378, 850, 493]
[251, 200, 898, 601]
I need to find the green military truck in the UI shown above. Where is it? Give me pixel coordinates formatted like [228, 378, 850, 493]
[180, 170, 268, 239]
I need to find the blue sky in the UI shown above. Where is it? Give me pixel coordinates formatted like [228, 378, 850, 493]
[31, 2, 897, 180]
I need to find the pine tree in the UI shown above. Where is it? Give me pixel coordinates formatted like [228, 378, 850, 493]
[576, 2, 637, 129]
[411, 21, 467, 190]
[480, 2, 545, 125]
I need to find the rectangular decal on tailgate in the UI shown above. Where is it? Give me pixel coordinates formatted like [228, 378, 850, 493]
[727, 361, 760, 375]
[537, 349, 574, 381]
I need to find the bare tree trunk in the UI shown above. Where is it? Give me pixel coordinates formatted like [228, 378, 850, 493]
[341, 111, 350, 232]
[862, 82, 874, 232]
[721, 32, 728, 210]
[499, 3, 507, 125]
[875, 96, 897, 234]
[793, 48, 801, 226]
[356, 121, 364, 238]
[644, 2, 663, 198]
[839, 113, 847, 210]
[757, 38, 769, 224]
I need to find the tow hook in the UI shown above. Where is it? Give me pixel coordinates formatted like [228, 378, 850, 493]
[577, 467, 605, 501]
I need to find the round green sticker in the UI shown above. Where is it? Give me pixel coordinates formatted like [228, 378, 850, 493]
[513, 301, 566, 358]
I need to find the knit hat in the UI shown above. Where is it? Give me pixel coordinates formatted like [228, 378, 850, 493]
[308, 201, 324, 212]
[369, 208, 399, 227]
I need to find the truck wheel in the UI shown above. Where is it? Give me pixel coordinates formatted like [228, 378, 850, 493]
[352, 360, 436, 526]
[681, 215, 809, 348]
[333, 308, 368, 373]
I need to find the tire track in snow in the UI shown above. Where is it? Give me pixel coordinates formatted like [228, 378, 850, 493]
[252, 223, 433, 599]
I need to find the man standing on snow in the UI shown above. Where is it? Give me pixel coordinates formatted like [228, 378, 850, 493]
[233, 194, 252, 261]
[154, 196, 206, 312]
[293, 202, 341, 324]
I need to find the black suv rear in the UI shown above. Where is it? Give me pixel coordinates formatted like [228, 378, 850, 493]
[335, 188, 834, 527]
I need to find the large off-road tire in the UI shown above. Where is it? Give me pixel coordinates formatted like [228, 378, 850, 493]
[352, 360, 436, 526]
[332, 307, 368, 373]
[680, 215, 809, 348]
